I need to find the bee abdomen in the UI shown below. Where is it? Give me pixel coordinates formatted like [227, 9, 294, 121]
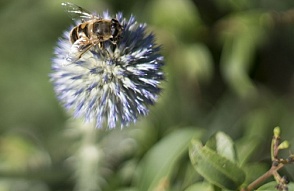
[70, 27, 79, 44]
[70, 24, 89, 44]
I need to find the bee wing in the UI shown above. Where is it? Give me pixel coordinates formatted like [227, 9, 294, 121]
[61, 2, 95, 21]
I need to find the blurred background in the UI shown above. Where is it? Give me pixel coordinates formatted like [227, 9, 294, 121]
[1, 0, 294, 190]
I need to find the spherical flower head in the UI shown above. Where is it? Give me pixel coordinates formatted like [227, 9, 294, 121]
[50, 12, 164, 129]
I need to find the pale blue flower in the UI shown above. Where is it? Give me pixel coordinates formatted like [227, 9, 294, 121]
[50, 12, 164, 128]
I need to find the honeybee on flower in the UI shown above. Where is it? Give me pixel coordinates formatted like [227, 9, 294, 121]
[50, 2, 165, 128]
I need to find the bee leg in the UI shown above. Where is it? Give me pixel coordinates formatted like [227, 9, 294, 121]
[98, 41, 104, 49]
[96, 41, 111, 58]
[67, 37, 92, 62]
[111, 43, 117, 53]
[109, 37, 119, 53]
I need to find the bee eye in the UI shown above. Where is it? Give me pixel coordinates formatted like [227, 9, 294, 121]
[93, 22, 103, 35]
[111, 26, 117, 36]
[111, 19, 121, 37]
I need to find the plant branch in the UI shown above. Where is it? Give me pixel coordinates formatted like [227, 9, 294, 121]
[241, 163, 284, 191]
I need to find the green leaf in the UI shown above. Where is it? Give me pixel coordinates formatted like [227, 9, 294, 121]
[184, 182, 214, 191]
[256, 181, 294, 190]
[179, 44, 213, 84]
[135, 127, 204, 191]
[205, 131, 237, 162]
[256, 181, 277, 191]
[148, 0, 201, 35]
[235, 109, 270, 165]
[117, 188, 137, 191]
[242, 163, 268, 185]
[189, 140, 245, 190]
[219, 12, 266, 98]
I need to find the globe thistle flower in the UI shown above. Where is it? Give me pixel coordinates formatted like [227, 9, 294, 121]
[50, 9, 164, 129]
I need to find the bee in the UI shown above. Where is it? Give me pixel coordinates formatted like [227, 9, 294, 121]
[61, 2, 123, 61]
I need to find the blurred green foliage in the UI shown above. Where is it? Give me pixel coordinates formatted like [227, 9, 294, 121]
[1, 0, 294, 190]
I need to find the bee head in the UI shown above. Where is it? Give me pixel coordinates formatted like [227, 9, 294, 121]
[110, 19, 122, 39]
